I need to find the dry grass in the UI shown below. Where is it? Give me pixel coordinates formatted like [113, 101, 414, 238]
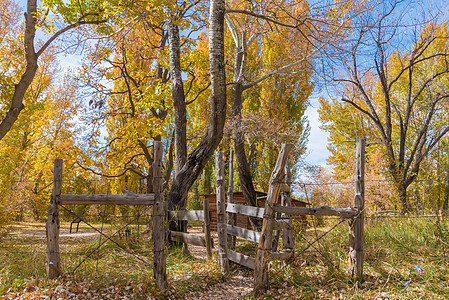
[0, 217, 448, 299]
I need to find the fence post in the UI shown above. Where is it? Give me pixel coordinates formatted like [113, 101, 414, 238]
[254, 144, 293, 295]
[349, 137, 365, 282]
[216, 151, 229, 277]
[152, 140, 168, 290]
[282, 161, 294, 253]
[46, 159, 62, 279]
[227, 148, 236, 248]
[203, 198, 213, 259]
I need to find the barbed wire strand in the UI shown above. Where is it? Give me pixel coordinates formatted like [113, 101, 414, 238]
[57, 204, 152, 272]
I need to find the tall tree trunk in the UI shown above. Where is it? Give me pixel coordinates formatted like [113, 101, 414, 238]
[397, 182, 408, 214]
[166, 8, 187, 200]
[166, 0, 227, 212]
[231, 47, 258, 208]
[0, 0, 38, 141]
[165, 12, 190, 247]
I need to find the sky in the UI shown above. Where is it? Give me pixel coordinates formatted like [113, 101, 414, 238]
[304, 98, 329, 167]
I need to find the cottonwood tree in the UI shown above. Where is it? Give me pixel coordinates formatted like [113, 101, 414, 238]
[0, 0, 105, 142]
[321, 1, 449, 212]
[224, 0, 356, 209]
[165, 0, 227, 210]
[76, 5, 172, 192]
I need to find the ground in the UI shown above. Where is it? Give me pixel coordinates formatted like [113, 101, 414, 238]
[2, 223, 255, 299]
[2, 218, 449, 299]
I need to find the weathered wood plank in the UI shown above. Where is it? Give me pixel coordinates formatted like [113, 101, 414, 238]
[349, 137, 365, 282]
[227, 148, 236, 248]
[273, 206, 358, 218]
[46, 159, 62, 279]
[226, 203, 264, 218]
[152, 141, 168, 290]
[229, 250, 255, 270]
[282, 162, 294, 252]
[168, 210, 205, 221]
[169, 231, 207, 247]
[254, 143, 293, 295]
[270, 249, 293, 260]
[216, 151, 229, 276]
[57, 193, 154, 205]
[226, 224, 260, 243]
[204, 198, 212, 258]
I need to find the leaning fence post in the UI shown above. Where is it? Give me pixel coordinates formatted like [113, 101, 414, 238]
[46, 158, 62, 279]
[203, 198, 213, 259]
[349, 137, 365, 282]
[282, 161, 294, 253]
[152, 140, 168, 290]
[254, 144, 293, 295]
[227, 148, 236, 248]
[216, 151, 229, 277]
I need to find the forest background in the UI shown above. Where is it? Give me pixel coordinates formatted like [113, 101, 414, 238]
[0, 0, 448, 227]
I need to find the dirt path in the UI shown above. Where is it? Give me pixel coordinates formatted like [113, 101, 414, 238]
[7, 225, 255, 299]
[183, 227, 254, 299]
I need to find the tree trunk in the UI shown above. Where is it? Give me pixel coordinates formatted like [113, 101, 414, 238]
[0, 0, 38, 141]
[232, 47, 260, 230]
[232, 82, 258, 208]
[166, 7, 187, 209]
[398, 182, 408, 214]
[165, 0, 226, 216]
[166, 7, 189, 249]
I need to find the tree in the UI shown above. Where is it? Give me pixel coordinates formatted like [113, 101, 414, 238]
[0, 0, 105, 142]
[223, 0, 364, 209]
[321, 2, 449, 212]
[165, 0, 227, 210]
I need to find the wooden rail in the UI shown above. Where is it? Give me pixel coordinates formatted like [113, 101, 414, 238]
[226, 224, 260, 243]
[168, 206, 213, 258]
[168, 210, 205, 221]
[228, 250, 255, 270]
[226, 203, 264, 218]
[57, 193, 154, 205]
[273, 206, 358, 218]
[169, 231, 207, 247]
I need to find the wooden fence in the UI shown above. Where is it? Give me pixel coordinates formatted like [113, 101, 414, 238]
[46, 140, 168, 290]
[46, 139, 366, 295]
[168, 198, 213, 259]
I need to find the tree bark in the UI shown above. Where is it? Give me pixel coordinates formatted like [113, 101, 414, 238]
[232, 55, 258, 208]
[398, 182, 408, 214]
[0, 0, 105, 142]
[166, 7, 187, 206]
[165, 6, 189, 248]
[166, 0, 227, 213]
[0, 0, 38, 141]
[231, 46, 261, 230]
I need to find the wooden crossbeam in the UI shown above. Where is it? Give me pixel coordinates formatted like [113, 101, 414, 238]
[226, 224, 260, 243]
[169, 231, 207, 247]
[229, 250, 255, 269]
[168, 210, 205, 221]
[226, 203, 264, 218]
[57, 193, 154, 205]
[273, 205, 358, 218]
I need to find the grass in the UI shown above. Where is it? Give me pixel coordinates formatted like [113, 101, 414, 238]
[0, 217, 448, 299]
[267, 217, 449, 299]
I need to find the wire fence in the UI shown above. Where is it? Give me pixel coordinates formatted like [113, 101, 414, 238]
[1, 173, 448, 282]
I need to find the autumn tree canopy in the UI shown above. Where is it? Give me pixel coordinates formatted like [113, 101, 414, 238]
[319, 1, 449, 212]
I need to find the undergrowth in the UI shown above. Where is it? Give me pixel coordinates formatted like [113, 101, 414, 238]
[0, 218, 448, 299]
